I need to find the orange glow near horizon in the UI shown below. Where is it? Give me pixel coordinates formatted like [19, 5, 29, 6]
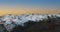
[0, 10, 60, 16]
[0, 7, 60, 16]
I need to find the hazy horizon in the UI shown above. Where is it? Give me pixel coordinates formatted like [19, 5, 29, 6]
[0, 0, 60, 16]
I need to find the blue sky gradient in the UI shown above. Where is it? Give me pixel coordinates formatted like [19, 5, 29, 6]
[0, 0, 60, 15]
[0, 0, 60, 8]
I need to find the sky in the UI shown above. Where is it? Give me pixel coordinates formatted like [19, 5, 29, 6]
[0, 0, 60, 8]
[0, 0, 60, 15]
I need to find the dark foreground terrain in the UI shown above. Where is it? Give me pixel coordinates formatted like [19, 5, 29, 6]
[0, 16, 60, 32]
[11, 17, 60, 32]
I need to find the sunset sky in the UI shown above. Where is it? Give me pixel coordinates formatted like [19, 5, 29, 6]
[0, 0, 60, 16]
